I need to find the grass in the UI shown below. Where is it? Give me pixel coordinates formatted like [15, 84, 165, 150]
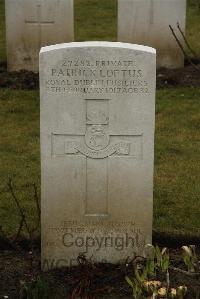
[75, 0, 117, 42]
[186, 0, 200, 56]
[0, 89, 40, 234]
[0, 0, 5, 63]
[154, 87, 200, 235]
[0, 88, 199, 237]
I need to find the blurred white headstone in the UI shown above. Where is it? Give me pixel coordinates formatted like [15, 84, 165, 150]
[6, 0, 74, 72]
[118, 0, 186, 68]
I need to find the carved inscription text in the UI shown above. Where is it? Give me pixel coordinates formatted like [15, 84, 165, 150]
[46, 59, 149, 94]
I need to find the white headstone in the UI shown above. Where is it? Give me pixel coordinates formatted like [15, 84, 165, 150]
[40, 42, 156, 270]
[118, 0, 186, 69]
[6, 0, 74, 72]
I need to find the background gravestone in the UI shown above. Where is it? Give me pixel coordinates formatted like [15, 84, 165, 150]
[5, 0, 74, 72]
[118, 0, 186, 69]
[40, 42, 156, 270]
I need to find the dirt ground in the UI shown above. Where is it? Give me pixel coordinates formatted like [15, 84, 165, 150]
[0, 218, 199, 298]
[0, 242, 199, 299]
[0, 62, 200, 90]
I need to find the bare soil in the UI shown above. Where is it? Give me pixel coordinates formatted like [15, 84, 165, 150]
[157, 63, 200, 88]
[0, 242, 199, 299]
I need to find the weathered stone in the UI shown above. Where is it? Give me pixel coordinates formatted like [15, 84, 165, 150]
[40, 42, 156, 270]
[6, 0, 74, 72]
[118, 0, 186, 68]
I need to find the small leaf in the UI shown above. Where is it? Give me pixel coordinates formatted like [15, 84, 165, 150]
[125, 276, 134, 288]
[161, 247, 167, 255]
[182, 246, 192, 257]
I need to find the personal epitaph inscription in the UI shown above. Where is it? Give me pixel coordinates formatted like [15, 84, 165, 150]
[40, 42, 156, 270]
[6, 0, 74, 72]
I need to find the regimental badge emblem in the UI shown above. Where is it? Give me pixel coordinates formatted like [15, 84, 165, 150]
[85, 125, 109, 150]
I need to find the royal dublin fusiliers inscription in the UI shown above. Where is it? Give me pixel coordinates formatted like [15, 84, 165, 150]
[40, 42, 156, 270]
[46, 59, 148, 94]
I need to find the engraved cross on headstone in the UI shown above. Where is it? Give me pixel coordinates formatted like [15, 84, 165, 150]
[25, 4, 54, 48]
[52, 99, 143, 217]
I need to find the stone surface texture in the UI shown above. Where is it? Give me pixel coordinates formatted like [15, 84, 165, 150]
[40, 42, 156, 270]
[118, 0, 186, 69]
[6, 0, 74, 72]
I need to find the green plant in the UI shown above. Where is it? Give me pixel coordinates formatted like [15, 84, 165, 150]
[145, 244, 156, 277]
[182, 245, 199, 273]
[125, 248, 165, 299]
[19, 275, 49, 299]
[125, 246, 190, 299]
[145, 244, 170, 275]
[125, 265, 148, 299]
[177, 286, 188, 299]
[125, 275, 144, 299]
[155, 246, 170, 273]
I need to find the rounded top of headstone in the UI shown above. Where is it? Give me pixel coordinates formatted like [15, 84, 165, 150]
[40, 41, 156, 55]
